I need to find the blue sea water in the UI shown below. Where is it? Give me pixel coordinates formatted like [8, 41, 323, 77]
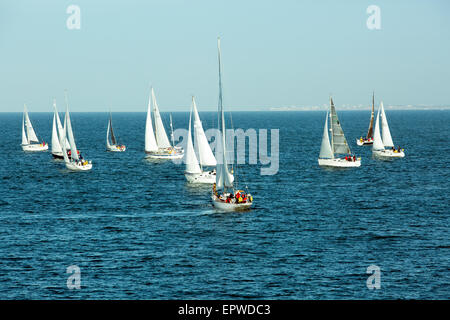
[0, 110, 448, 299]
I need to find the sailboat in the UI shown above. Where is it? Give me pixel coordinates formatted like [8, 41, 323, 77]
[21, 104, 48, 152]
[372, 102, 405, 158]
[106, 112, 126, 152]
[144, 87, 184, 159]
[184, 96, 227, 184]
[56, 95, 92, 171]
[211, 38, 253, 210]
[51, 100, 72, 159]
[318, 97, 361, 167]
[357, 92, 375, 146]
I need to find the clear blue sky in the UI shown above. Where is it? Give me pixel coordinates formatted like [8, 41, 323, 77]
[1, 0, 449, 111]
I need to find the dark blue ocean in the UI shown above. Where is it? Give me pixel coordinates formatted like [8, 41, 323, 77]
[0, 110, 448, 299]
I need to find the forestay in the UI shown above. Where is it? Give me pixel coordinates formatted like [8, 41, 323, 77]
[380, 102, 394, 148]
[152, 88, 172, 149]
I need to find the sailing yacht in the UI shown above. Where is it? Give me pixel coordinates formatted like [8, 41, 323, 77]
[51, 100, 72, 159]
[106, 112, 126, 152]
[144, 87, 184, 159]
[372, 102, 405, 158]
[357, 92, 375, 146]
[56, 95, 92, 171]
[184, 96, 227, 184]
[211, 38, 253, 211]
[318, 98, 361, 168]
[21, 104, 48, 152]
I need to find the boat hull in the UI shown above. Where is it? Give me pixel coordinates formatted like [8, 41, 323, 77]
[107, 145, 126, 152]
[22, 144, 48, 152]
[211, 195, 252, 211]
[373, 149, 405, 159]
[356, 138, 373, 146]
[145, 148, 184, 159]
[52, 152, 64, 159]
[185, 171, 216, 184]
[65, 161, 93, 171]
[318, 157, 361, 168]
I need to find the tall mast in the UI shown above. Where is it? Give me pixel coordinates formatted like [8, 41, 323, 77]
[329, 97, 334, 156]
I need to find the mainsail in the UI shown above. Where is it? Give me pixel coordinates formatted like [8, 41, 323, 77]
[366, 92, 375, 139]
[215, 38, 234, 190]
[372, 107, 384, 151]
[380, 102, 394, 147]
[152, 88, 172, 149]
[109, 113, 117, 146]
[23, 104, 39, 144]
[319, 112, 333, 159]
[192, 97, 217, 167]
[185, 104, 202, 174]
[330, 98, 351, 155]
[145, 89, 158, 152]
[64, 103, 79, 161]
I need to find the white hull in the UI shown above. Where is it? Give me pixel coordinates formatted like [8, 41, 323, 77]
[318, 157, 361, 167]
[211, 194, 252, 211]
[65, 161, 93, 171]
[22, 143, 48, 152]
[185, 171, 216, 184]
[373, 149, 405, 159]
[356, 138, 373, 146]
[146, 148, 184, 159]
[107, 145, 126, 152]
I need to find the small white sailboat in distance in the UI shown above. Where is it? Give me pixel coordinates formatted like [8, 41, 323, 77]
[57, 95, 92, 171]
[21, 104, 48, 152]
[372, 102, 405, 159]
[211, 37, 253, 211]
[144, 87, 184, 159]
[357, 92, 375, 146]
[185, 96, 225, 184]
[318, 97, 361, 168]
[106, 112, 126, 152]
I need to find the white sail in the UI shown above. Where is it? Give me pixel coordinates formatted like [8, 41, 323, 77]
[51, 112, 63, 154]
[185, 105, 202, 174]
[152, 88, 172, 149]
[106, 119, 112, 148]
[21, 113, 27, 145]
[193, 97, 217, 167]
[145, 89, 158, 152]
[372, 108, 384, 151]
[380, 102, 394, 148]
[330, 98, 351, 155]
[319, 112, 333, 159]
[215, 38, 234, 190]
[24, 105, 39, 143]
[65, 105, 79, 161]
[54, 103, 70, 163]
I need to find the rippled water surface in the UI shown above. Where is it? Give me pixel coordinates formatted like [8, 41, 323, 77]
[0, 110, 448, 299]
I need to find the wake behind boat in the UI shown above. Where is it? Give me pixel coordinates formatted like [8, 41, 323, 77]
[21, 104, 48, 152]
[144, 87, 184, 159]
[211, 38, 253, 211]
[106, 112, 126, 152]
[372, 102, 405, 159]
[357, 92, 375, 146]
[318, 98, 361, 168]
